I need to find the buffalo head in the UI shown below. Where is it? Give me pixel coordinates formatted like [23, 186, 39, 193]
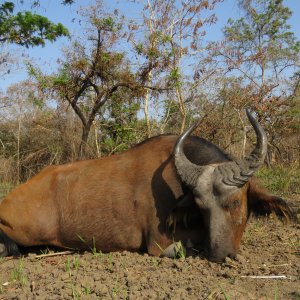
[174, 109, 269, 261]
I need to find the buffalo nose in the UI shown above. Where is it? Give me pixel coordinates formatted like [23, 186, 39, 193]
[208, 250, 237, 262]
[228, 251, 237, 259]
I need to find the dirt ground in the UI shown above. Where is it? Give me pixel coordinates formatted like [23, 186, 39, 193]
[0, 196, 299, 300]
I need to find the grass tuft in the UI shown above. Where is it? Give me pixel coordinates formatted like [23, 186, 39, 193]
[256, 164, 300, 195]
[10, 258, 28, 287]
[0, 182, 15, 199]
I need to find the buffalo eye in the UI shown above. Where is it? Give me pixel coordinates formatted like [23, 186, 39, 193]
[232, 199, 241, 208]
[223, 199, 241, 210]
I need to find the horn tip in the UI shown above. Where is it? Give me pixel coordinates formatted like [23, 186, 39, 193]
[245, 107, 254, 119]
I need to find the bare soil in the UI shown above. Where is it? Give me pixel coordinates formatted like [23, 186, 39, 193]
[0, 197, 299, 300]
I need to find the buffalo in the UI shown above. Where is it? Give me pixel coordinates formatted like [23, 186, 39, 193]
[0, 109, 295, 261]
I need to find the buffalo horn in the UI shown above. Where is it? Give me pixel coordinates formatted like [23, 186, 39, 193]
[174, 108, 268, 188]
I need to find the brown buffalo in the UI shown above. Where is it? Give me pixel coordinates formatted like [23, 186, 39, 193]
[0, 109, 295, 261]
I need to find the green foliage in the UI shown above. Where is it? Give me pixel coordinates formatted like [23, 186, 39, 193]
[135, 43, 143, 54]
[256, 165, 300, 195]
[0, 2, 14, 16]
[0, 1, 69, 47]
[92, 16, 121, 32]
[101, 98, 145, 154]
[168, 68, 182, 88]
[52, 67, 71, 86]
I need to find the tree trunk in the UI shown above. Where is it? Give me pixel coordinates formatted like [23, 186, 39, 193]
[176, 87, 186, 133]
[79, 124, 92, 159]
[144, 83, 152, 138]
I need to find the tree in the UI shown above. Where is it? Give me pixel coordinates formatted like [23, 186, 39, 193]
[129, 0, 222, 134]
[29, 4, 149, 158]
[0, 2, 69, 47]
[206, 0, 299, 104]
[201, 0, 300, 164]
[0, 1, 70, 78]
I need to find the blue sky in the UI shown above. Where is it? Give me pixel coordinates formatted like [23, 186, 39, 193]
[2, 0, 299, 92]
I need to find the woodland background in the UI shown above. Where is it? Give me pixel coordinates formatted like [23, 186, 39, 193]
[0, 0, 299, 188]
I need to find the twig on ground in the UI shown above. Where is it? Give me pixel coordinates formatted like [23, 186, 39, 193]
[268, 263, 290, 267]
[35, 250, 74, 258]
[241, 275, 291, 279]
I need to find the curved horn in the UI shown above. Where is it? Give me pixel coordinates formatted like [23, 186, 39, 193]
[222, 108, 268, 186]
[244, 108, 268, 169]
[174, 119, 205, 187]
[174, 109, 268, 189]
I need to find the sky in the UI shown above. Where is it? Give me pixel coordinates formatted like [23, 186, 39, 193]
[1, 0, 300, 92]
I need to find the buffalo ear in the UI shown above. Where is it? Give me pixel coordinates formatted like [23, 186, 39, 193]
[247, 180, 298, 223]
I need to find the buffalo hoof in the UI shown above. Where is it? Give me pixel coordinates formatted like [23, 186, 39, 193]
[0, 243, 8, 257]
